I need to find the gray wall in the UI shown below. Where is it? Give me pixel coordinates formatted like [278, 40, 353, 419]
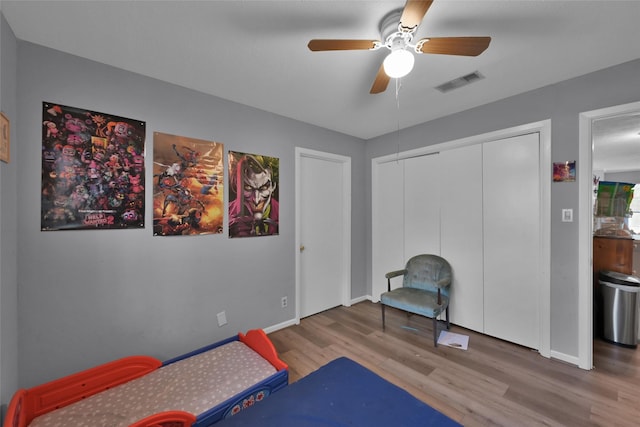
[15, 41, 366, 389]
[365, 58, 640, 358]
[0, 11, 19, 419]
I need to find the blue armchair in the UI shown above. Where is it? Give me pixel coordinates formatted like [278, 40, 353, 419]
[381, 254, 452, 346]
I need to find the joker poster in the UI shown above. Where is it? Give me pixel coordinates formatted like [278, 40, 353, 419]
[153, 132, 224, 236]
[228, 151, 279, 238]
[41, 102, 146, 231]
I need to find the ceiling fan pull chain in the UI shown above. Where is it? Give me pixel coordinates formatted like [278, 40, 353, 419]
[396, 78, 403, 158]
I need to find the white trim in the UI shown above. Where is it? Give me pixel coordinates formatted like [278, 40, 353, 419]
[373, 120, 551, 165]
[350, 295, 369, 305]
[372, 120, 551, 357]
[295, 147, 352, 323]
[263, 318, 298, 334]
[550, 350, 580, 367]
[578, 100, 640, 370]
[538, 121, 552, 359]
[266, 292, 364, 333]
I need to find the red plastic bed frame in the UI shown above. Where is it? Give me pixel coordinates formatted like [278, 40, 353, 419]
[4, 329, 287, 427]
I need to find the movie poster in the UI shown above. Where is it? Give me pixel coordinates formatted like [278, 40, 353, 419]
[41, 102, 146, 231]
[153, 132, 224, 236]
[228, 151, 279, 238]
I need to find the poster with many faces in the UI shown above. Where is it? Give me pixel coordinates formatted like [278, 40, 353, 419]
[41, 102, 146, 231]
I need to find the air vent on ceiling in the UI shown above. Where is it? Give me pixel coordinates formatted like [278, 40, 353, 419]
[435, 71, 485, 93]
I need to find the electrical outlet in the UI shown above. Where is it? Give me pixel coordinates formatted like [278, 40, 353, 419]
[281, 296, 288, 308]
[217, 311, 227, 327]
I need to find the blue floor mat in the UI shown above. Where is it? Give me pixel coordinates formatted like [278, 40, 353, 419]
[216, 356, 461, 427]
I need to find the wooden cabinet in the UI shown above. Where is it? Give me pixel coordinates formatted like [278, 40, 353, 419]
[593, 236, 634, 279]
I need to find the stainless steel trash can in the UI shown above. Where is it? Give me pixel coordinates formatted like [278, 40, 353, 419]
[599, 271, 640, 348]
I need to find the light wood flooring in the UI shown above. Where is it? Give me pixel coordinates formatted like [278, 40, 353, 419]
[267, 301, 640, 427]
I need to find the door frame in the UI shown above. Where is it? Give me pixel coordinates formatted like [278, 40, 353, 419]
[295, 147, 351, 323]
[578, 100, 640, 370]
[371, 120, 551, 357]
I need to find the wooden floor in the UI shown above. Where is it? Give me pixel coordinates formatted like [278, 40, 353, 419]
[267, 301, 640, 427]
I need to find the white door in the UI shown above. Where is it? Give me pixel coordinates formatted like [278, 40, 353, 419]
[372, 159, 405, 299]
[404, 154, 441, 257]
[298, 149, 350, 318]
[440, 144, 484, 331]
[372, 153, 441, 299]
[483, 132, 541, 349]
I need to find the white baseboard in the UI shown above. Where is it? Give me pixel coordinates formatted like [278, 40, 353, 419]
[264, 298, 371, 334]
[550, 350, 580, 367]
[263, 318, 298, 334]
[350, 295, 369, 305]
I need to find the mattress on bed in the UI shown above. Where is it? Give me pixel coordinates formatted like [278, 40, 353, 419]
[29, 341, 277, 427]
[215, 357, 462, 427]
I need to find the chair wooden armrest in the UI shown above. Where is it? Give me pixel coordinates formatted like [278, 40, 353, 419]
[385, 269, 407, 279]
[436, 277, 451, 288]
[385, 269, 407, 291]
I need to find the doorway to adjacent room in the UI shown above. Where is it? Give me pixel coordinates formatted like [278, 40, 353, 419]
[579, 100, 640, 370]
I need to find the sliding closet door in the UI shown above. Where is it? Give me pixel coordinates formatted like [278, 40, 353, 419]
[404, 154, 441, 257]
[483, 133, 541, 349]
[440, 145, 484, 331]
[372, 154, 440, 299]
[371, 159, 404, 300]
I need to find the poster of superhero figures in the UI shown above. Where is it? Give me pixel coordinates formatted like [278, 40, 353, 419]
[153, 132, 224, 236]
[41, 102, 146, 231]
[228, 151, 279, 238]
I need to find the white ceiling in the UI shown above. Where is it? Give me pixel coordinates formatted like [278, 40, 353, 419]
[593, 113, 640, 174]
[2, 0, 640, 145]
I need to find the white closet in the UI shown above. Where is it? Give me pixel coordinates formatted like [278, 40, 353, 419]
[372, 131, 543, 350]
[440, 144, 484, 332]
[482, 133, 541, 349]
[372, 159, 405, 293]
[404, 154, 441, 257]
[371, 154, 441, 296]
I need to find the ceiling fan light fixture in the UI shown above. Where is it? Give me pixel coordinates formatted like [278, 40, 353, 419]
[383, 48, 415, 78]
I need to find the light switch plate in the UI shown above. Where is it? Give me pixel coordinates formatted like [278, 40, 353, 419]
[562, 209, 573, 222]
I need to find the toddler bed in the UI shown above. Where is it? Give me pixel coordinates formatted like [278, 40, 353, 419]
[4, 329, 288, 427]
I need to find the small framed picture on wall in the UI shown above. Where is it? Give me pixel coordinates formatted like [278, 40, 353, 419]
[0, 112, 9, 163]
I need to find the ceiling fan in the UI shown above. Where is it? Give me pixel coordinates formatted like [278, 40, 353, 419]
[307, 0, 491, 94]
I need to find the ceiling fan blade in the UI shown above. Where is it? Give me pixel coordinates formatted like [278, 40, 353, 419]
[417, 37, 491, 56]
[308, 39, 378, 51]
[400, 0, 434, 32]
[370, 63, 391, 94]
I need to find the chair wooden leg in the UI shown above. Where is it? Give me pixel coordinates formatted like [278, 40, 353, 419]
[381, 304, 386, 331]
[446, 306, 450, 330]
[433, 316, 438, 347]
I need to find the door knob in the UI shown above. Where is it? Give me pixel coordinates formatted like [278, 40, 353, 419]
[300, 245, 305, 252]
